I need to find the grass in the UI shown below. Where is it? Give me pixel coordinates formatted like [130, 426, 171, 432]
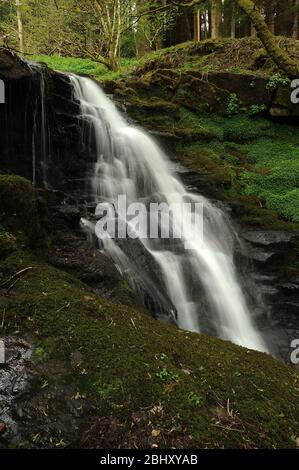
[31, 55, 138, 81]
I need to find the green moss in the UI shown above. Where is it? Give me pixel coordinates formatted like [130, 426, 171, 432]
[0, 247, 298, 448]
[133, 37, 299, 78]
[171, 113, 299, 226]
[0, 225, 17, 258]
[0, 175, 41, 244]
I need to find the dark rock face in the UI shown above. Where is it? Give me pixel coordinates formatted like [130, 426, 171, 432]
[104, 69, 299, 119]
[0, 48, 86, 190]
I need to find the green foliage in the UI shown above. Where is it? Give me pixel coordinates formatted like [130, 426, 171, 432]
[31, 55, 138, 81]
[227, 93, 241, 116]
[266, 73, 290, 91]
[222, 116, 270, 142]
[249, 104, 267, 116]
[187, 392, 204, 408]
[156, 368, 179, 382]
[239, 133, 299, 222]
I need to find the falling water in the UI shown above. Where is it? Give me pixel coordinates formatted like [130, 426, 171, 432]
[71, 75, 268, 353]
[27, 61, 49, 188]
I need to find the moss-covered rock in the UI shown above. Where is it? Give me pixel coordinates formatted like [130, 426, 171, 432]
[0, 247, 298, 449]
[0, 175, 41, 244]
[0, 225, 17, 258]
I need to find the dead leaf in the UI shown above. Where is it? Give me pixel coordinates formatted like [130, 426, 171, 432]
[84, 296, 95, 302]
[151, 429, 161, 438]
[0, 422, 7, 435]
[164, 382, 177, 394]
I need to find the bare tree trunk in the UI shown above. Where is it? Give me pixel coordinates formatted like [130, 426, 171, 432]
[231, 1, 236, 38]
[194, 9, 201, 41]
[211, 0, 221, 39]
[293, 0, 299, 39]
[265, 0, 276, 34]
[16, 0, 24, 54]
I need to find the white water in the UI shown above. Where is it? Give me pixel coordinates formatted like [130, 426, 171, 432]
[71, 75, 268, 353]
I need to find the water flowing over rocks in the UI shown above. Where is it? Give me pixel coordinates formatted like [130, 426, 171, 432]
[0, 47, 298, 449]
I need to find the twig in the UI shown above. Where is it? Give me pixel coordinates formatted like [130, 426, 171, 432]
[211, 423, 243, 433]
[0, 267, 33, 289]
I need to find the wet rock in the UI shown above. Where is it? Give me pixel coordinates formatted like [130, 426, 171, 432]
[242, 230, 297, 246]
[246, 246, 276, 263]
[0, 337, 33, 445]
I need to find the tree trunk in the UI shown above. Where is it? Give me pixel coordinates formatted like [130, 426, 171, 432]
[211, 0, 222, 39]
[15, 0, 24, 54]
[231, 1, 236, 38]
[265, 1, 276, 34]
[194, 9, 201, 41]
[238, 0, 299, 77]
[293, 0, 299, 39]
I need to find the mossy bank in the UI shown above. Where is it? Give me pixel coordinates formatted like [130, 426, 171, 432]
[0, 176, 298, 449]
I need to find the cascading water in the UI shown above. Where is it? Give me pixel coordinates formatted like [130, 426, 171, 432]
[27, 61, 49, 188]
[71, 75, 268, 353]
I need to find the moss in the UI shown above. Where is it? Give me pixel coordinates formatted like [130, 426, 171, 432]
[237, 0, 299, 78]
[171, 113, 299, 228]
[0, 225, 17, 258]
[178, 142, 237, 195]
[133, 37, 299, 79]
[0, 175, 41, 244]
[0, 247, 298, 448]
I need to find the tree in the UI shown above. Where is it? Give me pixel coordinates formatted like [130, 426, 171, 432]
[170, 0, 299, 77]
[294, 0, 299, 39]
[211, 0, 222, 38]
[0, 0, 28, 52]
[15, 0, 24, 53]
[74, 0, 135, 71]
[136, 0, 179, 52]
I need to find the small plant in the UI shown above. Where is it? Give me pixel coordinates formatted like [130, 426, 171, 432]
[266, 73, 290, 92]
[156, 368, 179, 382]
[187, 392, 204, 408]
[159, 353, 168, 361]
[249, 104, 267, 116]
[227, 93, 240, 116]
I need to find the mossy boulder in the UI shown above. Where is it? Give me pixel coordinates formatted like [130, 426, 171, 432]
[0, 175, 40, 244]
[0, 248, 298, 448]
[0, 225, 16, 258]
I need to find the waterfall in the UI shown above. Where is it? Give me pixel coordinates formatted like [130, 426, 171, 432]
[27, 61, 49, 188]
[71, 75, 268, 353]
